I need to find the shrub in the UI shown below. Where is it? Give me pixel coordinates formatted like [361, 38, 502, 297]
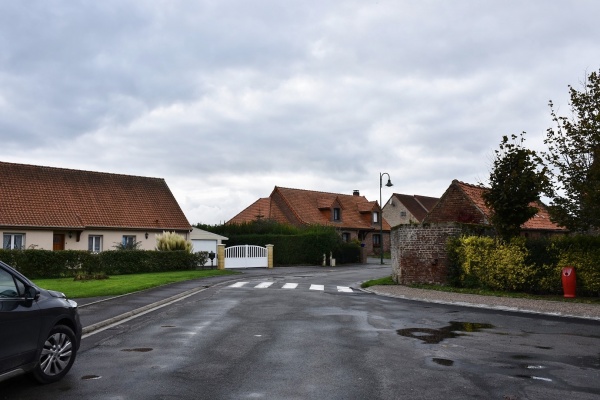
[155, 231, 193, 253]
[452, 236, 535, 291]
[448, 234, 600, 296]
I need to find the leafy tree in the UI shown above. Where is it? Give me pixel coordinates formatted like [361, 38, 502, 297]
[544, 70, 600, 232]
[483, 132, 550, 241]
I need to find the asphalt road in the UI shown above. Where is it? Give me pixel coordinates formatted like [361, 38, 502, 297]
[2, 265, 599, 399]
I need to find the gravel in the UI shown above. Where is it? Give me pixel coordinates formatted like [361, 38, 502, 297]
[365, 285, 600, 321]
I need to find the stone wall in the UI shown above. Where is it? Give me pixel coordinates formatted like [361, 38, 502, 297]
[391, 223, 463, 285]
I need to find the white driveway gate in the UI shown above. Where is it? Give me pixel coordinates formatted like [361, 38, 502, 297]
[224, 245, 268, 268]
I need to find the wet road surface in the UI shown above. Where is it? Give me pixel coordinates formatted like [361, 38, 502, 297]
[2, 265, 599, 399]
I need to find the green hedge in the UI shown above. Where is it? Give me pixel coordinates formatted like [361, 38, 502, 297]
[225, 231, 360, 265]
[448, 235, 600, 296]
[0, 250, 210, 279]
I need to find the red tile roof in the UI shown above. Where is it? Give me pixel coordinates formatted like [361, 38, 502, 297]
[391, 193, 439, 222]
[0, 161, 191, 230]
[453, 180, 565, 231]
[228, 186, 390, 231]
[228, 198, 271, 223]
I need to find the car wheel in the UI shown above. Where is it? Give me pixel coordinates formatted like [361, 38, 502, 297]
[32, 325, 78, 384]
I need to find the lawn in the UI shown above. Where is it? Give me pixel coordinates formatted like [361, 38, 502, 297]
[32, 269, 239, 299]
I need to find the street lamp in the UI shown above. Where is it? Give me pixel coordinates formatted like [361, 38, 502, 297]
[379, 172, 393, 265]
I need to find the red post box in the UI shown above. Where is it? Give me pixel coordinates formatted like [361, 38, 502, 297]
[561, 267, 576, 298]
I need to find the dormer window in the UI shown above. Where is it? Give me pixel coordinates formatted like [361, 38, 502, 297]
[333, 207, 341, 221]
[373, 211, 379, 223]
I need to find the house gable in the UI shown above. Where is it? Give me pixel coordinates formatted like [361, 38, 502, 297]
[385, 193, 440, 226]
[424, 179, 566, 232]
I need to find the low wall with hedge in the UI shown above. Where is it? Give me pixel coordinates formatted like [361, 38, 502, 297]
[0, 250, 210, 279]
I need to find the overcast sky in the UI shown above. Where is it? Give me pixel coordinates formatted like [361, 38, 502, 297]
[1, 1, 599, 225]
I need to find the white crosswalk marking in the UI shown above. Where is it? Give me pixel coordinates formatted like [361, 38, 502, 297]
[255, 282, 274, 289]
[282, 283, 298, 289]
[228, 281, 355, 293]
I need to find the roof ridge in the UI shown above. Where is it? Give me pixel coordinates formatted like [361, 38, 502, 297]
[275, 186, 366, 199]
[0, 160, 163, 181]
[453, 179, 488, 190]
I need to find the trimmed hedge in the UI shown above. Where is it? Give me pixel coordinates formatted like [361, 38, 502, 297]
[0, 249, 210, 279]
[448, 235, 600, 296]
[225, 232, 360, 265]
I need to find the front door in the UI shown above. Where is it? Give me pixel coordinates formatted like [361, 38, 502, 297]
[53, 234, 65, 251]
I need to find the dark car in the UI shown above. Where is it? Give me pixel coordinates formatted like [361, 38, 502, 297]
[0, 260, 82, 384]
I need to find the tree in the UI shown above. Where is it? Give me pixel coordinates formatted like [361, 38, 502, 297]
[483, 132, 550, 241]
[544, 69, 600, 232]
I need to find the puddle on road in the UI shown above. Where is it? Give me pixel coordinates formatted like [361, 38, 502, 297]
[397, 321, 494, 344]
[432, 358, 455, 367]
[121, 347, 153, 352]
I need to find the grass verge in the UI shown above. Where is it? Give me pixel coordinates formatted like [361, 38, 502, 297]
[361, 276, 395, 288]
[32, 269, 239, 299]
[361, 276, 600, 304]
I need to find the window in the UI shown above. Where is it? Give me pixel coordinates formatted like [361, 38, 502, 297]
[333, 208, 341, 221]
[0, 268, 19, 299]
[3, 234, 24, 250]
[373, 211, 379, 223]
[88, 235, 103, 252]
[342, 233, 350, 242]
[373, 234, 381, 247]
[400, 211, 407, 217]
[121, 235, 137, 250]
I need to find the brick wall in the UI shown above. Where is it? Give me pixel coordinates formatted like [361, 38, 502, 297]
[391, 223, 463, 285]
[424, 185, 485, 225]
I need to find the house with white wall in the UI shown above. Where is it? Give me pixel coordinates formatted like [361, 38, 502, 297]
[0, 161, 192, 252]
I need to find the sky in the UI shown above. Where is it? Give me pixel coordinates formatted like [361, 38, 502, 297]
[1, 1, 599, 225]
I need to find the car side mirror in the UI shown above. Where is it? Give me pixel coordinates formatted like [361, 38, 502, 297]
[24, 286, 40, 301]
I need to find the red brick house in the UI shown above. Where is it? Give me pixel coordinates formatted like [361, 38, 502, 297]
[423, 180, 567, 235]
[0, 161, 192, 252]
[382, 193, 439, 227]
[228, 187, 392, 255]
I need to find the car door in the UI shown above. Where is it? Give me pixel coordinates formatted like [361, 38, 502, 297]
[0, 267, 41, 373]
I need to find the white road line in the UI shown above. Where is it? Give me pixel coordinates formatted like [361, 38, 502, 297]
[310, 284, 324, 291]
[229, 282, 248, 288]
[282, 283, 298, 289]
[337, 286, 353, 293]
[255, 282, 274, 289]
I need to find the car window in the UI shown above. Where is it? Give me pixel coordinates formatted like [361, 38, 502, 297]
[0, 268, 19, 298]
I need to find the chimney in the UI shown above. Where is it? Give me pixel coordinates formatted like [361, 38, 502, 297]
[353, 190, 360, 196]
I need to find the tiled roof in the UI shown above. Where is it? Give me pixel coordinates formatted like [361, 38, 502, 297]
[453, 180, 566, 231]
[273, 187, 390, 230]
[228, 186, 390, 231]
[0, 161, 191, 230]
[414, 195, 440, 213]
[228, 198, 271, 224]
[392, 193, 439, 222]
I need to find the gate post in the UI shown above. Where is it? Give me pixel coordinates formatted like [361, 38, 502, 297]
[266, 244, 274, 269]
[217, 244, 225, 270]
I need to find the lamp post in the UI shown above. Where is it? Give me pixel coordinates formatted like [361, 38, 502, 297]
[379, 172, 393, 265]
